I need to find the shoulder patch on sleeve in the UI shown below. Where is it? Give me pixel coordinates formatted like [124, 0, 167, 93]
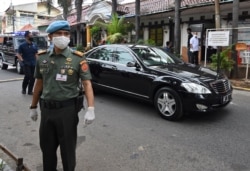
[72, 50, 84, 57]
[37, 50, 47, 55]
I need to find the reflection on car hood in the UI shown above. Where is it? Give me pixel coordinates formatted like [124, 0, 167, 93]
[150, 63, 222, 83]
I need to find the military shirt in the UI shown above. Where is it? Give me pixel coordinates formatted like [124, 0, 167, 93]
[35, 47, 92, 101]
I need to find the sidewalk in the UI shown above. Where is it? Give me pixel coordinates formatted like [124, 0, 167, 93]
[230, 79, 250, 91]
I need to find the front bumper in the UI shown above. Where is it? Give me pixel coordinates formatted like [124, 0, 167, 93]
[181, 90, 233, 112]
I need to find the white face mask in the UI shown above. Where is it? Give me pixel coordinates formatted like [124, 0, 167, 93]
[52, 36, 70, 49]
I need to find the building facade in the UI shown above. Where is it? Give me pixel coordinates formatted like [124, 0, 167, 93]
[1, 2, 61, 34]
[68, 0, 249, 63]
[2, 0, 250, 64]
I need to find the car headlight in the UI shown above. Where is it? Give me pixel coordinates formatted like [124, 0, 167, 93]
[181, 83, 212, 94]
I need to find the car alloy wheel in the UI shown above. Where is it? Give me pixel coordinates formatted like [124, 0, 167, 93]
[154, 87, 183, 121]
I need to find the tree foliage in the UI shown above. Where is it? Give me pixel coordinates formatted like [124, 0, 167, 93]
[94, 13, 126, 35]
[41, 0, 72, 20]
[90, 26, 101, 45]
[107, 33, 124, 44]
[92, 13, 134, 44]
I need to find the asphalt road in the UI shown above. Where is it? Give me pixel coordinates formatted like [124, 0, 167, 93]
[0, 68, 250, 171]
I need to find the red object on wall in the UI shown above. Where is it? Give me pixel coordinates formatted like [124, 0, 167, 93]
[238, 54, 242, 65]
[19, 24, 33, 31]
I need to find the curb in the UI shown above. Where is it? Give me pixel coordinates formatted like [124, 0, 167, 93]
[232, 86, 250, 91]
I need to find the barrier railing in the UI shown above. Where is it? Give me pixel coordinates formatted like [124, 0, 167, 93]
[0, 143, 30, 171]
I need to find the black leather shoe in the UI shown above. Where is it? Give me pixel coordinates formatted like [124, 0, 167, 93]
[28, 92, 33, 95]
[22, 90, 26, 94]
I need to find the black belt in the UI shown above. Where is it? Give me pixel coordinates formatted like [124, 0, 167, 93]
[40, 98, 76, 109]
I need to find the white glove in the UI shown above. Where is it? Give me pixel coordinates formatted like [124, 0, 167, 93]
[83, 107, 95, 127]
[30, 109, 38, 121]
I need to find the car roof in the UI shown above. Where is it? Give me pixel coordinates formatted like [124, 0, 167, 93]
[96, 44, 155, 49]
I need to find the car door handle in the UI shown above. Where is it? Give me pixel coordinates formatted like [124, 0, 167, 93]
[112, 66, 117, 70]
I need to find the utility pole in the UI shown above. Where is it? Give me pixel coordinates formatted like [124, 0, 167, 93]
[112, 0, 117, 15]
[174, 0, 181, 55]
[214, 0, 221, 73]
[214, 0, 221, 29]
[232, 0, 239, 78]
[11, 0, 15, 32]
[135, 0, 140, 43]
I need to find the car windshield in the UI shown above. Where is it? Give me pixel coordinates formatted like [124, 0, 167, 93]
[33, 37, 47, 49]
[16, 38, 25, 46]
[15, 36, 47, 50]
[131, 46, 183, 66]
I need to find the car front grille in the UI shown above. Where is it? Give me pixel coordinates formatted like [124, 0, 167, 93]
[210, 79, 231, 94]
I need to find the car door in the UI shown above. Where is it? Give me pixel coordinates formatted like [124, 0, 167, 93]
[110, 47, 156, 99]
[87, 46, 118, 88]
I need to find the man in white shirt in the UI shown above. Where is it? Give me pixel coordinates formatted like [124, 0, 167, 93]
[189, 32, 199, 65]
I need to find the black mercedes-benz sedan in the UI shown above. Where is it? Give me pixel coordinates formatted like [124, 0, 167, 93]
[85, 44, 233, 121]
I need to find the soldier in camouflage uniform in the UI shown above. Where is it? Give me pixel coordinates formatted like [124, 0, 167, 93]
[29, 20, 95, 171]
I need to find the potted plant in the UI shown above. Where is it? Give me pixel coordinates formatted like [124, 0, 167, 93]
[210, 46, 235, 77]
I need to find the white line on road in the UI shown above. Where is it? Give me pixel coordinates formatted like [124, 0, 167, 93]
[0, 78, 23, 83]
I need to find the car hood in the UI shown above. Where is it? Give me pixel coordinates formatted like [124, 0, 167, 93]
[150, 63, 223, 83]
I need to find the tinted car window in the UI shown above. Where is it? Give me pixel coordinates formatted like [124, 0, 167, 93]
[113, 48, 134, 64]
[33, 37, 47, 49]
[15, 38, 25, 48]
[132, 47, 183, 66]
[14, 36, 47, 50]
[90, 47, 114, 61]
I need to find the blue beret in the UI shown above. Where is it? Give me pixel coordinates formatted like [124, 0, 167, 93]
[46, 20, 70, 34]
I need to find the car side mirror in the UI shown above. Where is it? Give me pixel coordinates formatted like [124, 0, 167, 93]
[127, 61, 141, 70]
[127, 61, 135, 67]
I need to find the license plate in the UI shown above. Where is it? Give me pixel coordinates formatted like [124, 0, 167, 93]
[222, 94, 231, 104]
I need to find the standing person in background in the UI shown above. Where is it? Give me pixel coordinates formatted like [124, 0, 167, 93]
[189, 32, 199, 65]
[17, 31, 38, 95]
[165, 41, 173, 53]
[29, 20, 95, 171]
[187, 28, 193, 63]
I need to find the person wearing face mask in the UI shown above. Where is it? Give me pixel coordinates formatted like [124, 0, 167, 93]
[17, 31, 38, 95]
[29, 20, 95, 171]
[189, 32, 200, 65]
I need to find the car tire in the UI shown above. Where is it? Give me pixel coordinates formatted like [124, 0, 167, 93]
[154, 87, 183, 121]
[16, 60, 24, 74]
[0, 58, 8, 70]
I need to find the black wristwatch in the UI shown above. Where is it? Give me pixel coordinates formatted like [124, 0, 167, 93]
[30, 105, 37, 109]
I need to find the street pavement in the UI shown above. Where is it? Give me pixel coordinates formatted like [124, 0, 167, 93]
[1, 68, 250, 171]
